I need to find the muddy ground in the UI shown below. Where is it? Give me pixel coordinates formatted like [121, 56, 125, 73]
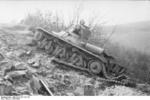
[0, 24, 150, 96]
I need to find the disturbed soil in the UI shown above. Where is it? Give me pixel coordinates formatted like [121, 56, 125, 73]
[0, 24, 150, 96]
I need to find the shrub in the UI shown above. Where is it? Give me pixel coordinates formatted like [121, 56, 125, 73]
[21, 10, 66, 32]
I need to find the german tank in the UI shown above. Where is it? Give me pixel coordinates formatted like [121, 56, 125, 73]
[32, 27, 134, 86]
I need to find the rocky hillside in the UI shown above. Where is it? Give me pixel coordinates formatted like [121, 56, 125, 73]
[0, 24, 150, 96]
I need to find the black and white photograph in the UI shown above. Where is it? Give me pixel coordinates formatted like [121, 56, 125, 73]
[0, 0, 150, 97]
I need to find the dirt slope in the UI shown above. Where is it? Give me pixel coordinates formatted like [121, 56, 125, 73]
[0, 24, 149, 96]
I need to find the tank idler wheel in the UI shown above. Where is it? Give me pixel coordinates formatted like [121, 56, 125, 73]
[34, 31, 44, 41]
[88, 61, 103, 74]
[52, 45, 61, 56]
[69, 53, 78, 64]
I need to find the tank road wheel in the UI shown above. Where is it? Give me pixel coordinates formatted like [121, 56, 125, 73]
[69, 52, 84, 68]
[88, 60, 103, 74]
[74, 54, 84, 67]
[50, 39, 62, 55]
[37, 38, 48, 49]
[52, 44, 61, 56]
[69, 48, 79, 64]
[45, 40, 54, 54]
[55, 47, 66, 60]
[69, 53, 76, 63]
[34, 31, 44, 41]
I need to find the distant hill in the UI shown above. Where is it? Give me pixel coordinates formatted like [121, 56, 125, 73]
[103, 21, 150, 53]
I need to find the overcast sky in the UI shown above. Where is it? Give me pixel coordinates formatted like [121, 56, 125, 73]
[0, 0, 150, 25]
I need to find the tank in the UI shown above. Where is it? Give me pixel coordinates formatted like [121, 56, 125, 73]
[33, 27, 135, 86]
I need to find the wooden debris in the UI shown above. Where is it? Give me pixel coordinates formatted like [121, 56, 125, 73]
[39, 79, 54, 96]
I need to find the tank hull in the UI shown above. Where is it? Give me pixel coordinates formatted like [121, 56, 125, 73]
[33, 27, 134, 86]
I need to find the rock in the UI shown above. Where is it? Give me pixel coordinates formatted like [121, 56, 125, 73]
[45, 64, 55, 70]
[40, 58, 53, 69]
[0, 61, 12, 70]
[27, 58, 34, 64]
[29, 76, 41, 94]
[0, 80, 13, 95]
[6, 52, 21, 61]
[13, 49, 32, 59]
[14, 50, 26, 57]
[4, 70, 29, 84]
[0, 53, 4, 61]
[66, 92, 74, 96]
[6, 52, 14, 58]
[63, 79, 71, 86]
[51, 73, 63, 81]
[97, 83, 106, 91]
[28, 58, 40, 68]
[3, 62, 15, 76]
[84, 84, 95, 96]
[32, 61, 40, 68]
[27, 39, 37, 46]
[85, 78, 96, 85]
[136, 83, 150, 93]
[4, 70, 27, 78]
[54, 82, 67, 92]
[14, 62, 27, 70]
[0, 71, 3, 77]
[73, 87, 84, 96]
[3, 61, 28, 76]
[63, 74, 72, 86]
[26, 50, 32, 55]
[36, 68, 48, 77]
[0, 84, 14, 95]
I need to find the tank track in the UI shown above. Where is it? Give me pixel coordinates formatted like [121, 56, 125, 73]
[51, 58, 135, 87]
[32, 27, 136, 87]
